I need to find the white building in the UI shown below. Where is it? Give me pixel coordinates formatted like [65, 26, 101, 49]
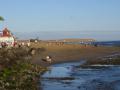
[0, 28, 15, 47]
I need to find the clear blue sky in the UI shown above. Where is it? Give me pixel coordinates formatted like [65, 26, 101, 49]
[0, 0, 120, 40]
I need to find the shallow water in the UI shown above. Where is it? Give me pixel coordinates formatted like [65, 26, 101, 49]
[41, 61, 120, 90]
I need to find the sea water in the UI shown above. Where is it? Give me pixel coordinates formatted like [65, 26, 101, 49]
[41, 61, 120, 90]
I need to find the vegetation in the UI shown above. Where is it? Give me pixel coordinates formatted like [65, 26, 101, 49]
[0, 47, 47, 90]
[0, 16, 4, 21]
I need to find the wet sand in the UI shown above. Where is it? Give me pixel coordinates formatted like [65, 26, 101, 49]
[30, 44, 120, 66]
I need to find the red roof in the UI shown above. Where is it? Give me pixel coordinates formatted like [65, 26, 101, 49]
[2, 28, 11, 37]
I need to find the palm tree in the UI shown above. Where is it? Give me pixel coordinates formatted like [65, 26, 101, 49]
[0, 16, 4, 21]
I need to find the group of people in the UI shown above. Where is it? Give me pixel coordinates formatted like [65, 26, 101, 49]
[16, 42, 31, 48]
[0, 42, 31, 48]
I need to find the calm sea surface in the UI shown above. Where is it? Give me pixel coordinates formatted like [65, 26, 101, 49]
[41, 61, 120, 90]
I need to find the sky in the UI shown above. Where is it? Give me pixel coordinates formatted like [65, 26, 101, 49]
[0, 0, 120, 41]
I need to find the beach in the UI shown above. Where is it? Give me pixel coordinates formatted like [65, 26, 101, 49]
[30, 43, 120, 66]
[0, 42, 120, 89]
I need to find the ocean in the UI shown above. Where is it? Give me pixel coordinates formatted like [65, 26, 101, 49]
[65, 40, 120, 47]
[94, 41, 120, 47]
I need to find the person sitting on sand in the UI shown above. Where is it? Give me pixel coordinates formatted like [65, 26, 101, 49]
[46, 55, 52, 63]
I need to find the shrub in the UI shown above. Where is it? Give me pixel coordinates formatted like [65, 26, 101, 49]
[0, 48, 47, 90]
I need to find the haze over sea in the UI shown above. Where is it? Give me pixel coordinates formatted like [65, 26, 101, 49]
[14, 31, 119, 41]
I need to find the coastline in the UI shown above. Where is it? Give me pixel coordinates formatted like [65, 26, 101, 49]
[31, 44, 120, 66]
[0, 43, 119, 89]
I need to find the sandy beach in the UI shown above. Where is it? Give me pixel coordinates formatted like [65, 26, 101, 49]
[30, 43, 120, 66]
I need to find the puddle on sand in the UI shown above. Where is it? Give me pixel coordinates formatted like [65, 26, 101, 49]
[41, 61, 120, 90]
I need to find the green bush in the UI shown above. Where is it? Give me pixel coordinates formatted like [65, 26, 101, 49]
[0, 48, 47, 90]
